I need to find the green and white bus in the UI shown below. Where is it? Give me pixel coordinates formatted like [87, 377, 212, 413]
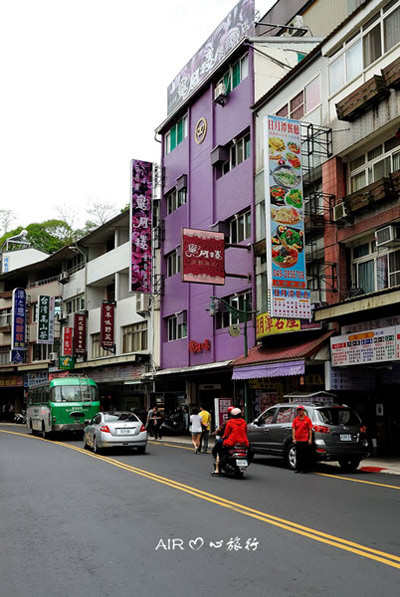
[26, 376, 100, 438]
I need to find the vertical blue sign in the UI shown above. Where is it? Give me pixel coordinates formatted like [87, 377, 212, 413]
[11, 288, 27, 350]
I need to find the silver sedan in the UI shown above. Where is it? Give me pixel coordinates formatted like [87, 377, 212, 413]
[83, 411, 148, 454]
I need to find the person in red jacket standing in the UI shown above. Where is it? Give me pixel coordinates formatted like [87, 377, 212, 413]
[292, 405, 313, 473]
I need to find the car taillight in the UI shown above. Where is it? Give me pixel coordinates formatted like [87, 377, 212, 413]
[360, 425, 366, 433]
[140, 424, 146, 432]
[313, 425, 330, 434]
[100, 425, 111, 433]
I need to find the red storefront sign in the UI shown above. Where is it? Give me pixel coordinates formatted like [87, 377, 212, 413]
[101, 302, 115, 349]
[188, 339, 211, 354]
[63, 327, 73, 356]
[73, 313, 86, 356]
[181, 228, 225, 285]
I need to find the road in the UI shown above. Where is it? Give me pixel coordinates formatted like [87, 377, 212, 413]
[1, 424, 399, 597]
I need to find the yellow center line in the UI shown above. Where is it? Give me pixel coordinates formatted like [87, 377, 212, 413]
[3, 429, 400, 570]
[315, 471, 400, 490]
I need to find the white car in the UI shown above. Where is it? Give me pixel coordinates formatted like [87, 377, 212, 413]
[83, 411, 147, 454]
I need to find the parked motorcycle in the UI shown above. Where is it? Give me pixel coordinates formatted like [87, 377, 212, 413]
[218, 443, 249, 478]
[14, 410, 26, 425]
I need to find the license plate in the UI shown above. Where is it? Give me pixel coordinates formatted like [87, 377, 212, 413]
[340, 434, 352, 441]
[118, 429, 133, 435]
[236, 459, 248, 467]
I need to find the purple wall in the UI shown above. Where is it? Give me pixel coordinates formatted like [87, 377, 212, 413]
[161, 50, 255, 369]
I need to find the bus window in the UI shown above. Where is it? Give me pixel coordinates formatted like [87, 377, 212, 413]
[52, 385, 97, 402]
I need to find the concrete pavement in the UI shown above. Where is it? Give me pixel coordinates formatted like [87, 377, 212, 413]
[156, 434, 400, 476]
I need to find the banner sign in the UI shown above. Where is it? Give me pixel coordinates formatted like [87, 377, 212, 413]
[11, 288, 26, 350]
[256, 312, 301, 338]
[58, 356, 76, 370]
[264, 115, 311, 318]
[181, 228, 225, 285]
[24, 372, 48, 388]
[330, 326, 400, 367]
[270, 288, 311, 320]
[101, 302, 115, 349]
[167, 0, 254, 114]
[37, 295, 55, 344]
[73, 313, 86, 356]
[63, 327, 73, 356]
[214, 398, 233, 429]
[0, 375, 23, 387]
[130, 159, 152, 294]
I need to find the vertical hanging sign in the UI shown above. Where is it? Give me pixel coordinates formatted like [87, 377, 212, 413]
[130, 159, 153, 294]
[63, 327, 73, 356]
[11, 288, 26, 351]
[73, 313, 86, 356]
[101, 302, 115, 350]
[37, 295, 55, 344]
[264, 115, 311, 319]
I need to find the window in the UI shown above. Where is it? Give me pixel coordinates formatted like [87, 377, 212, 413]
[65, 295, 85, 315]
[218, 54, 249, 93]
[166, 187, 187, 214]
[329, 1, 400, 95]
[165, 114, 188, 154]
[91, 333, 107, 359]
[0, 308, 11, 327]
[277, 76, 320, 119]
[220, 131, 250, 176]
[215, 291, 252, 329]
[229, 210, 251, 243]
[122, 322, 148, 353]
[32, 341, 60, 361]
[351, 240, 400, 294]
[349, 137, 400, 192]
[0, 346, 10, 365]
[276, 407, 295, 424]
[259, 407, 277, 424]
[166, 315, 187, 341]
[166, 250, 180, 277]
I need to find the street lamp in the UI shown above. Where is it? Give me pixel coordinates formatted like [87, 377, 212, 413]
[208, 296, 256, 421]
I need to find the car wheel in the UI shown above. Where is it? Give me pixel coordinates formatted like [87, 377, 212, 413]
[234, 469, 244, 479]
[339, 457, 361, 472]
[136, 446, 146, 454]
[286, 443, 297, 470]
[41, 424, 50, 440]
[30, 420, 36, 436]
[93, 436, 101, 454]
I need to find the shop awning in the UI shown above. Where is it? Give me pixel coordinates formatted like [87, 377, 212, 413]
[143, 360, 233, 378]
[231, 331, 333, 380]
[232, 360, 304, 380]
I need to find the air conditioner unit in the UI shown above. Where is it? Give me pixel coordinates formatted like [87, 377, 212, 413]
[214, 82, 228, 105]
[283, 15, 307, 37]
[136, 294, 151, 316]
[333, 202, 348, 221]
[49, 352, 58, 362]
[375, 225, 400, 247]
[58, 311, 68, 321]
[58, 272, 69, 284]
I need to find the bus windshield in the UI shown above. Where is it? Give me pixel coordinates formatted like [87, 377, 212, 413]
[52, 385, 97, 402]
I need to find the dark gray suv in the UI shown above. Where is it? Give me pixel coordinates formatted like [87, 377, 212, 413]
[247, 402, 369, 472]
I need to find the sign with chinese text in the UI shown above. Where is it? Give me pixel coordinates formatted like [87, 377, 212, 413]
[101, 302, 115, 349]
[330, 326, 400, 367]
[24, 372, 48, 387]
[270, 288, 311, 320]
[256, 312, 301, 338]
[188, 339, 211, 354]
[73, 313, 86, 356]
[167, 0, 254, 114]
[37, 295, 55, 344]
[11, 288, 26, 350]
[264, 115, 311, 318]
[63, 327, 73, 356]
[0, 375, 23, 387]
[181, 228, 225, 285]
[58, 355, 76, 370]
[214, 398, 233, 428]
[130, 159, 152, 294]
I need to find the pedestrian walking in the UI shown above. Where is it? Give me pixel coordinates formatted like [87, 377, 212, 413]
[146, 406, 157, 438]
[190, 407, 203, 454]
[292, 405, 313, 473]
[199, 405, 211, 453]
[153, 409, 164, 440]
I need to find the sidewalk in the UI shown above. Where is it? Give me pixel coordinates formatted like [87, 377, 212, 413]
[157, 434, 400, 476]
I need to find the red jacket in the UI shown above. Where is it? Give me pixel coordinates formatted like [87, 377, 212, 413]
[223, 417, 249, 447]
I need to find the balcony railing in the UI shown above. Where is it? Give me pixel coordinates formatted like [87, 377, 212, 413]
[382, 56, 400, 90]
[336, 75, 390, 121]
[344, 176, 396, 213]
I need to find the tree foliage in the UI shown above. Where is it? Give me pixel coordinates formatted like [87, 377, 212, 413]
[0, 219, 74, 255]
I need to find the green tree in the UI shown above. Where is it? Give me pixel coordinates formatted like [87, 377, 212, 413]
[0, 219, 74, 254]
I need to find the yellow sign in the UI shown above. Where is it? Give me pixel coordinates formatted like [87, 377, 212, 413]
[256, 312, 301, 338]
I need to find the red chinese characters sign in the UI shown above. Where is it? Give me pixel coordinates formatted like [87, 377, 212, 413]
[181, 228, 225, 285]
[73, 313, 86, 356]
[101, 302, 114, 349]
[63, 327, 73, 356]
[188, 339, 211, 354]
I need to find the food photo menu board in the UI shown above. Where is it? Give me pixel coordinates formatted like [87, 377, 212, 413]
[264, 115, 311, 319]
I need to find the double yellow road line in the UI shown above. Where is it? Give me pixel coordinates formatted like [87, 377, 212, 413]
[3, 429, 400, 570]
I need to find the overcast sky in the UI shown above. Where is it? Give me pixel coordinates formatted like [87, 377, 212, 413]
[0, 0, 275, 231]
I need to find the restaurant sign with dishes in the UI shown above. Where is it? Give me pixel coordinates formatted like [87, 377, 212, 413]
[264, 115, 311, 320]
